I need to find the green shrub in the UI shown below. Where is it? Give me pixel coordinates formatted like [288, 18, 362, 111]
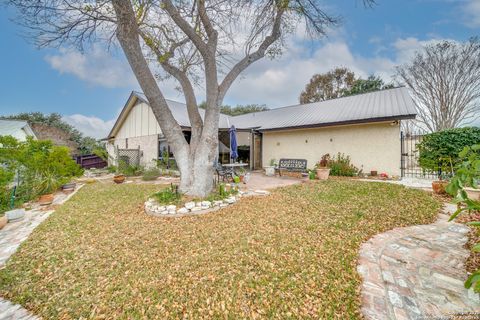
[0, 136, 83, 212]
[118, 160, 143, 176]
[446, 144, 480, 292]
[328, 153, 358, 176]
[418, 127, 480, 175]
[152, 184, 181, 205]
[142, 168, 161, 181]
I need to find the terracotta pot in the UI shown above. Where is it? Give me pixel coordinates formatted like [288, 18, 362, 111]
[316, 168, 331, 180]
[239, 175, 244, 182]
[465, 187, 480, 201]
[432, 181, 448, 194]
[0, 216, 7, 230]
[39, 193, 54, 206]
[113, 174, 126, 184]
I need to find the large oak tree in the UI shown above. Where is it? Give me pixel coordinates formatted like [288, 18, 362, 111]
[8, 0, 374, 196]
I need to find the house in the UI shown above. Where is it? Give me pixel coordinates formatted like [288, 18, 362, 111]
[0, 119, 37, 141]
[105, 87, 416, 176]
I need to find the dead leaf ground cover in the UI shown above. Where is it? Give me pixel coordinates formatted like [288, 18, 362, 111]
[0, 180, 440, 319]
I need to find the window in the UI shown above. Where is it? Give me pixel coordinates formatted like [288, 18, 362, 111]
[158, 139, 173, 159]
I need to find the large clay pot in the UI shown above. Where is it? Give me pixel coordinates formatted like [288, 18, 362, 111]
[465, 187, 480, 200]
[264, 166, 275, 176]
[316, 168, 331, 180]
[113, 174, 126, 184]
[432, 181, 448, 194]
[0, 216, 7, 229]
[39, 194, 54, 206]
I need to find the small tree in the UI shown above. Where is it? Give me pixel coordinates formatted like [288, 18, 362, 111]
[396, 38, 480, 132]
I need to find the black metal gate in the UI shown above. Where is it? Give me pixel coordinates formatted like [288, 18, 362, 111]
[400, 130, 438, 179]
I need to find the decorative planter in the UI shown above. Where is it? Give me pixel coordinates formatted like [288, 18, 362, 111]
[264, 166, 275, 176]
[432, 181, 448, 194]
[465, 187, 480, 201]
[113, 174, 126, 184]
[316, 168, 330, 180]
[370, 170, 378, 177]
[6, 208, 26, 221]
[239, 175, 245, 183]
[39, 194, 54, 206]
[0, 215, 7, 229]
[62, 182, 76, 193]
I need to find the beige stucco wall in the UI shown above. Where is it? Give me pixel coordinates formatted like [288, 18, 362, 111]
[262, 121, 401, 176]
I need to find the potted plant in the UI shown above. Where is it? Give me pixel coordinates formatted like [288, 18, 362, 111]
[0, 215, 7, 229]
[431, 157, 454, 195]
[36, 171, 60, 205]
[237, 168, 246, 182]
[264, 159, 276, 177]
[315, 154, 331, 180]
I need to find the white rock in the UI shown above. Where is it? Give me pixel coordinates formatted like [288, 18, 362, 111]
[184, 202, 195, 210]
[201, 201, 211, 207]
[157, 206, 166, 211]
[254, 190, 270, 195]
[213, 200, 223, 206]
[160, 210, 169, 215]
[225, 197, 236, 204]
[219, 203, 229, 208]
[166, 205, 177, 211]
[191, 207, 203, 212]
[177, 207, 189, 214]
[195, 202, 202, 207]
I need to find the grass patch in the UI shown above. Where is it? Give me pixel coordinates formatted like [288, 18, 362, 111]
[0, 180, 441, 319]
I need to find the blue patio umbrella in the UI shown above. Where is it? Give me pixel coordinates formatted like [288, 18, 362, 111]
[229, 125, 238, 161]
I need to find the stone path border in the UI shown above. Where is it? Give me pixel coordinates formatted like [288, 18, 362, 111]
[357, 203, 480, 319]
[0, 184, 84, 320]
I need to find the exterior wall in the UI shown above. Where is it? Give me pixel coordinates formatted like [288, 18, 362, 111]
[262, 122, 401, 176]
[116, 101, 162, 138]
[107, 101, 161, 168]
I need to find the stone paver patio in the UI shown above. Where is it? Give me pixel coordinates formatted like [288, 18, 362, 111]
[358, 203, 480, 319]
[0, 185, 84, 320]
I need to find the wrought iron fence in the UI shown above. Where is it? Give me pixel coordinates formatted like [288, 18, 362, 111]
[400, 130, 439, 179]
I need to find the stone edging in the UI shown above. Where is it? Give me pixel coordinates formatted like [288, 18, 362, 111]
[145, 189, 270, 218]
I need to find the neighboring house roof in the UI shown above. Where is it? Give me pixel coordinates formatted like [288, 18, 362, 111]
[30, 123, 79, 154]
[230, 87, 417, 131]
[0, 119, 37, 141]
[107, 87, 416, 139]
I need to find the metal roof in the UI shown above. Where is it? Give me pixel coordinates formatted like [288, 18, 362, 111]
[229, 87, 416, 131]
[0, 119, 37, 140]
[108, 87, 416, 139]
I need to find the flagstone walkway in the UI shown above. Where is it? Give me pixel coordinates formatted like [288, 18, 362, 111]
[0, 185, 83, 320]
[358, 203, 480, 320]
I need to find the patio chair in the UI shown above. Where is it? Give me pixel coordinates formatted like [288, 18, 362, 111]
[215, 162, 234, 183]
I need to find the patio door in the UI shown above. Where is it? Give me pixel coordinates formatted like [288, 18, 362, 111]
[253, 133, 262, 170]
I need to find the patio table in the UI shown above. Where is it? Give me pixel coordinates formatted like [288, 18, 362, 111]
[223, 163, 249, 175]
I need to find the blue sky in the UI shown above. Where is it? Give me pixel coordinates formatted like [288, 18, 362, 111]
[0, 1, 479, 138]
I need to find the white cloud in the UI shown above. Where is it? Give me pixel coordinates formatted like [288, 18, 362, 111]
[224, 36, 441, 108]
[63, 114, 116, 139]
[46, 46, 138, 88]
[462, 0, 480, 28]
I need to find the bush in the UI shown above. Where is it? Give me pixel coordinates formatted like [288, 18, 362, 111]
[418, 127, 480, 174]
[152, 184, 181, 205]
[142, 168, 161, 181]
[0, 136, 83, 213]
[328, 153, 358, 176]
